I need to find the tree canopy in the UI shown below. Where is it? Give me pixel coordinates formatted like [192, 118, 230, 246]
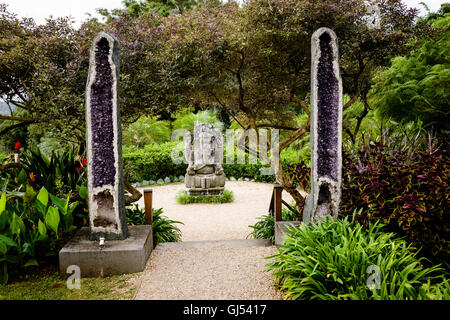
[0, 0, 433, 210]
[97, 0, 222, 19]
[371, 3, 450, 132]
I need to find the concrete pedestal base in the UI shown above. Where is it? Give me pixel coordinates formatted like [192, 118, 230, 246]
[59, 225, 152, 277]
[185, 172, 226, 196]
[274, 221, 301, 246]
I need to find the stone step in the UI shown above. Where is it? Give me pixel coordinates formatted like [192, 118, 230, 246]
[155, 239, 272, 251]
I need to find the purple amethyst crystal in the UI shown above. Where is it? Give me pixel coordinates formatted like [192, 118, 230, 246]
[90, 38, 116, 188]
[317, 32, 339, 181]
[303, 28, 343, 224]
[86, 32, 127, 240]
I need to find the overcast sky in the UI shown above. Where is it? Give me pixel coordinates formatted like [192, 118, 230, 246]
[1, 0, 448, 27]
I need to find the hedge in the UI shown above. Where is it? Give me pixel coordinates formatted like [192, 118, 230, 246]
[123, 142, 187, 183]
[122, 141, 300, 183]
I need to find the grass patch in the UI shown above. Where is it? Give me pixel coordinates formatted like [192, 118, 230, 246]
[0, 264, 140, 300]
[176, 190, 234, 204]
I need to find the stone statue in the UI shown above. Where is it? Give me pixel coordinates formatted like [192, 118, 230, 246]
[184, 123, 226, 195]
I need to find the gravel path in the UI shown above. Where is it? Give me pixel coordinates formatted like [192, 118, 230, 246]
[134, 243, 282, 300]
[133, 181, 292, 300]
[136, 181, 294, 241]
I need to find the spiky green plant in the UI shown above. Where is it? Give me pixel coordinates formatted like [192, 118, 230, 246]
[125, 205, 183, 245]
[266, 212, 448, 300]
[152, 208, 183, 244]
[248, 207, 298, 241]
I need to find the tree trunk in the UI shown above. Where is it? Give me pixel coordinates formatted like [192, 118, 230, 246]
[274, 157, 306, 220]
[124, 178, 142, 205]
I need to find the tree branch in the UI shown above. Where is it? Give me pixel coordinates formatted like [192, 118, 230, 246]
[255, 124, 298, 131]
[0, 119, 36, 136]
[123, 171, 142, 205]
[343, 91, 360, 110]
[0, 114, 36, 122]
[279, 119, 310, 151]
[0, 162, 21, 171]
[292, 95, 310, 116]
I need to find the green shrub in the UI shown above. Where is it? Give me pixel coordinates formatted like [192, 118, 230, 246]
[172, 109, 224, 132]
[0, 186, 78, 284]
[281, 145, 310, 166]
[284, 131, 450, 263]
[124, 204, 183, 245]
[222, 162, 276, 183]
[266, 214, 448, 300]
[370, 7, 450, 132]
[123, 141, 187, 183]
[176, 190, 234, 204]
[19, 147, 87, 198]
[249, 214, 275, 241]
[340, 132, 450, 262]
[125, 204, 146, 226]
[0, 147, 88, 227]
[152, 208, 183, 244]
[122, 141, 307, 183]
[248, 207, 298, 241]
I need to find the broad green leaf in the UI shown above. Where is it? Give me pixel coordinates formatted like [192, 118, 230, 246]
[0, 235, 17, 247]
[50, 194, 67, 215]
[38, 219, 47, 236]
[36, 187, 49, 207]
[17, 169, 27, 185]
[0, 192, 5, 214]
[40, 151, 50, 167]
[67, 201, 79, 216]
[33, 199, 47, 217]
[23, 184, 37, 203]
[63, 213, 74, 231]
[64, 192, 71, 213]
[10, 213, 25, 236]
[37, 234, 48, 242]
[79, 185, 88, 200]
[24, 258, 39, 267]
[0, 241, 7, 255]
[45, 206, 60, 235]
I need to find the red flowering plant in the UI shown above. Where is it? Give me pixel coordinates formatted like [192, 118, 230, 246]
[14, 141, 22, 151]
[74, 158, 87, 174]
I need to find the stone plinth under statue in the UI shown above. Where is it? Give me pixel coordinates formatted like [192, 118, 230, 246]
[184, 123, 226, 195]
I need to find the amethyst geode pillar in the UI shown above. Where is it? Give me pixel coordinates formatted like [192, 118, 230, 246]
[86, 32, 128, 240]
[303, 28, 343, 223]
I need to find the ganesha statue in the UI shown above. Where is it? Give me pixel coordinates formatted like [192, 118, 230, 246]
[184, 123, 226, 195]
